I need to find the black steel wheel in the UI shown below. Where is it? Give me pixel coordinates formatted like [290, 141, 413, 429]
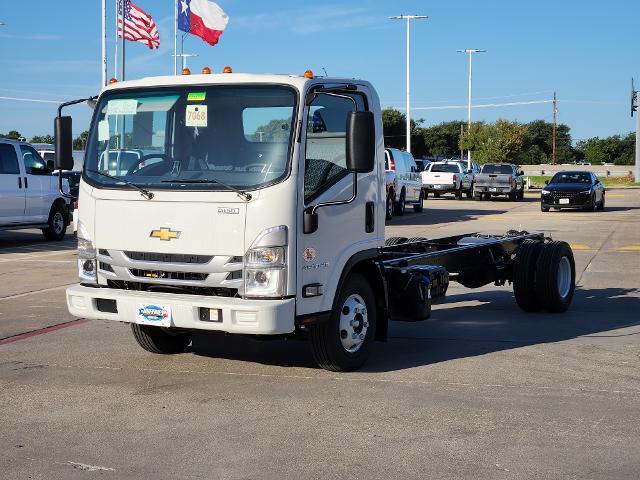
[309, 273, 376, 372]
[513, 240, 543, 312]
[131, 324, 192, 354]
[534, 241, 575, 313]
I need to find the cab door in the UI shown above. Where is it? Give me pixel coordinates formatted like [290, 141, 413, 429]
[0, 142, 26, 224]
[297, 86, 381, 315]
[19, 144, 51, 222]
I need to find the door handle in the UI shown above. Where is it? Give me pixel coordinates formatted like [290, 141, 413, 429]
[24, 177, 28, 188]
[18, 177, 22, 188]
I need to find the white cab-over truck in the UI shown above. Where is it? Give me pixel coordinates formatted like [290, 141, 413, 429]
[55, 72, 576, 371]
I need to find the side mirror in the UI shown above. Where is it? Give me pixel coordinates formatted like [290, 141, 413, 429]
[346, 111, 375, 173]
[519, 170, 524, 176]
[544, 180, 549, 185]
[54, 116, 74, 171]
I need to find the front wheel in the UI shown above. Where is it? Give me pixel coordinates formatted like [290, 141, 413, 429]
[42, 203, 68, 241]
[393, 191, 406, 216]
[309, 273, 376, 372]
[131, 324, 192, 354]
[413, 190, 424, 212]
[541, 204, 550, 212]
[597, 193, 605, 211]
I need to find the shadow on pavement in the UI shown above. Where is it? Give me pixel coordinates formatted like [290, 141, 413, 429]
[190, 286, 640, 372]
[0, 231, 76, 254]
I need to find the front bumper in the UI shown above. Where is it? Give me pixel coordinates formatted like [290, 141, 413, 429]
[541, 194, 591, 208]
[66, 284, 296, 335]
[474, 186, 513, 195]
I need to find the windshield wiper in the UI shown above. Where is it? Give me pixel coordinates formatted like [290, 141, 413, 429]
[87, 170, 154, 200]
[161, 177, 252, 201]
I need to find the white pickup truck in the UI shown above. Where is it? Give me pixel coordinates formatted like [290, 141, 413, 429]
[0, 139, 71, 240]
[421, 161, 472, 199]
[55, 71, 576, 371]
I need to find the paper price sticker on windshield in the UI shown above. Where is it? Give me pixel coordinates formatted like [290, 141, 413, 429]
[98, 120, 110, 141]
[186, 104, 207, 127]
[106, 99, 138, 115]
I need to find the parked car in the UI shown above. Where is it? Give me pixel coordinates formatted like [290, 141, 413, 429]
[421, 161, 473, 199]
[0, 139, 71, 240]
[541, 171, 605, 212]
[385, 148, 424, 217]
[473, 163, 525, 200]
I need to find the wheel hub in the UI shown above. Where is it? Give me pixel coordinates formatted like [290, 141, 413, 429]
[53, 212, 64, 234]
[339, 294, 369, 353]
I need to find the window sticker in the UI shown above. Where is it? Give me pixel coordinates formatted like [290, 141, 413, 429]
[98, 120, 110, 141]
[106, 99, 138, 115]
[187, 92, 206, 102]
[185, 104, 208, 127]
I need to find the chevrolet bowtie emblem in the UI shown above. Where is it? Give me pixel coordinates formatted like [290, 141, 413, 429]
[150, 227, 181, 241]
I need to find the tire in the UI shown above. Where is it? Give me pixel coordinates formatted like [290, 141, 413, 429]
[518, 189, 525, 200]
[587, 195, 597, 212]
[597, 193, 605, 211]
[385, 236, 408, 246]
[413, 190, 424, 212]
[534, 241, 575, 313]
[393, 190, 406, 216]
[513, 240, 543, 312]
[541, 204, 550, 212]
[455, 189, 462, 200]
[473, 189, 482, 200]
[509, 191, 517, 201]
[465, 189, 473, 199]
[385, 195, 393, 220]
[484, 193, 492, 200]
[42, 202, 68, 241]
[131, 324, 192, 354]
[309, 273, 376, 372]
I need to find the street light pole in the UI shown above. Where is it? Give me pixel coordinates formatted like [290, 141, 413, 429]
[390, 15, 427, 154]
[457, 49, 486, 170]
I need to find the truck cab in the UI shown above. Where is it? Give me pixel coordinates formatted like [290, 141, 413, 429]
[63, 72, 385, 369]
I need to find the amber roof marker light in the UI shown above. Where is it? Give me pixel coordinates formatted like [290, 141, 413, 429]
[223, 66, 233, 73]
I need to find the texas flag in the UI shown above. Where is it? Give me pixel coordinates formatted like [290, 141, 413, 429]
[178, 0, 228, 46]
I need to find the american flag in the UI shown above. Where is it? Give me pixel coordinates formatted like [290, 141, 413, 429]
[117, 0, 160, 49]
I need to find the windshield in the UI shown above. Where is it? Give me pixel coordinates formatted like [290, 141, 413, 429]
[431, 164, 459, 173]
[551, 172, 591, 184]
[85, 85, 297, 191]
[481, 164, 512, 174]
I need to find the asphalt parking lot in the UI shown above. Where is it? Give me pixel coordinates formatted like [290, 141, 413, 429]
[1, 190, 639, 479]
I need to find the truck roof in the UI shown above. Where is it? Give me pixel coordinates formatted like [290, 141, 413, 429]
[102, 73, 369, 93]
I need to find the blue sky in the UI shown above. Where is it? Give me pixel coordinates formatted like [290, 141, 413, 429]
[0, 0, 637, 142]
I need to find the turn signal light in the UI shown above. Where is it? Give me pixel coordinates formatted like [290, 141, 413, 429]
[108, 78, 118, 84]
[304, 70, 314, 79]
[223, 66, 233, 73]
[182, 68, 191, 75]
[201, 66, 211, 74]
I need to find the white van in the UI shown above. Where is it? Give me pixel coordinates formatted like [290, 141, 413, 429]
[0, 139, 71, 240]
[385, 148, 424, 217]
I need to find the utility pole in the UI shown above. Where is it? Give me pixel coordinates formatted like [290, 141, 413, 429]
[552, 91, 557, 165]
[390, 15, 428, 154]
[119, 0, 125, 81]
[460, 123, 464, 161]
[457, 49, 486, 171]
[632, 79, 639, 182]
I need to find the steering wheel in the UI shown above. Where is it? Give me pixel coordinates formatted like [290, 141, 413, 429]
[127, 153, 173, 175]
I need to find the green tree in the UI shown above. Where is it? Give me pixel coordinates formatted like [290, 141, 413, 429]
[0, 130, 23, 140]
[460, 119, 527, 164]
[382, 108, 425, 157]
[575, 132, 635, 165]
[420, 121, 465, 157]
[252, 118, 292, 142]
[520, 121, 576, 165]
[30, 134, 55, 144]
[73, 131, 89, 150]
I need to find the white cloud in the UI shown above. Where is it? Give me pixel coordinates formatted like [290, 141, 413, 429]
[0, 33, 63, 41]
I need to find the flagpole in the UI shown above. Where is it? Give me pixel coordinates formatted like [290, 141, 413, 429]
[173, 0, 177, 75]
[114, 0, 118, 78]
[120, 0, 125, 81]
[101, 0, 107, 87]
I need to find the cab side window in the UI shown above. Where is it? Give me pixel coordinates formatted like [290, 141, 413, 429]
[19, 145, 47, 175]
[0, 144, 20, 174]
[304, 93, 365, 201]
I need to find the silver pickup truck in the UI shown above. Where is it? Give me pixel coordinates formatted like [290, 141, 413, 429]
[473, 163, 525, 201]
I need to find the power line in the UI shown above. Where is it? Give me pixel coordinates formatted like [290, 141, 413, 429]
[0, 96, 62, 104]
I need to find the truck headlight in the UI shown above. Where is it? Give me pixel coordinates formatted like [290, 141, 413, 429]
[541, 189, 551, 195]
[580, 190, 592, 195]
[77, 222, 97, 283]
[244, 246, 286, 297]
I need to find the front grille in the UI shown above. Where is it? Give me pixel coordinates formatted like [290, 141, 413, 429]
[99, 262, 114, 273]
[106, 280, 237, 297]
[129, 268, 208, 281]
[550, 191, 582, 199]
[124, 251, 213, 264]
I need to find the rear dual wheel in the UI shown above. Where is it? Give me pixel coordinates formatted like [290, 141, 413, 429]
[513, 241, 575, 313]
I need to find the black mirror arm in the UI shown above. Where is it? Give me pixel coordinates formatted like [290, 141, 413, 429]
[57, 96, 97, 118]
[303, 173, 358, 234]
[57, 173, 74, 201]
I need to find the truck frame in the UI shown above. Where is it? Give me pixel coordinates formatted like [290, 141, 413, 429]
[54, 72, 575, 372]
